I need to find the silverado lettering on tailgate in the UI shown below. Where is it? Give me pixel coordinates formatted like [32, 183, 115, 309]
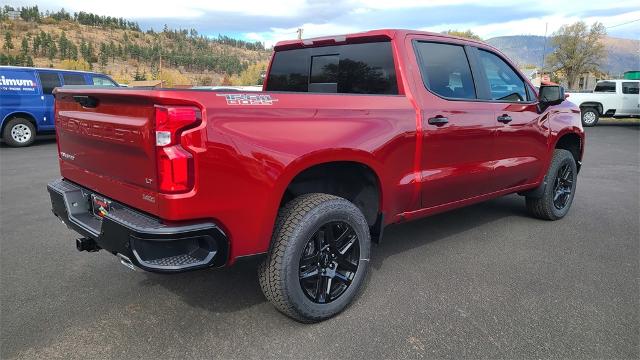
[57, 117, 144, 144]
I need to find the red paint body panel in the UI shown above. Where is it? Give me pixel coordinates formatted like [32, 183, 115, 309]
[53, 29, 584, 264]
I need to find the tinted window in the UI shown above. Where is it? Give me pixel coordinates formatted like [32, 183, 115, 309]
[62, 73, 86, 85]
[266, 41, 398, 94]
[477, 49, 527, 102]
[594, 81, 616, 93]
[91, 76, 117, 86]
[309, 54, 338, 93]
[38, 72, 61, 95]
[622, 82, 639, 94]
[414, 42, 476, 99]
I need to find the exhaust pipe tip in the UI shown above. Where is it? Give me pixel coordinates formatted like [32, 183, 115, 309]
[76, 238, 100, 252]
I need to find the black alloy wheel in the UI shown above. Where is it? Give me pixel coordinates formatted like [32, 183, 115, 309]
[298, 221, 360, 304]
[553, 163, 574, 210]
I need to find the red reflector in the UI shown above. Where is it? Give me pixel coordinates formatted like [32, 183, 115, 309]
[157, 145, 193, 193]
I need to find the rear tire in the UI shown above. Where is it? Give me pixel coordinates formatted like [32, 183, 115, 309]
[259, 193, 370, 322]
[2, 117, 36, 147]
[526, 149, 577, 220]
[581, 108, 599, 127]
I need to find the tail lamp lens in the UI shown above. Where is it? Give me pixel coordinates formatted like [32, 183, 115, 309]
[154, 106, 199, 193]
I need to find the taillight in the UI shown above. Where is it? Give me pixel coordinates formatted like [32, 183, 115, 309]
[154, 106, 199, 193]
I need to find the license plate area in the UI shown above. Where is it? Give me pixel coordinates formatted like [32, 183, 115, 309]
[91, 194, 112, 219]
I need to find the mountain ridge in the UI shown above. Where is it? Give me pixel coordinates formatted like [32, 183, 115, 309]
[485, 35, 639, 76]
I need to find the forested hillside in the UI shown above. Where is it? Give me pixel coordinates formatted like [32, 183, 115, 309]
[0, 6, 271, 86]
[486, 35, 639, 76]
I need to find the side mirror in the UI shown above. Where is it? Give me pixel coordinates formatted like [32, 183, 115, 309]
[538, 85, 565, 111]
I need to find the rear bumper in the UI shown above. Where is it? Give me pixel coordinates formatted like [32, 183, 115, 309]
[47, 179, 228, 273]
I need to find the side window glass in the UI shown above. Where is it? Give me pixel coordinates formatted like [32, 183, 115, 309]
[414, 42, 476, 99]
[62, 74, 86, 85]
[37, 72, 62, 95]
[622, 82, 639, 94]
[477, 50, 527, 102]
[594, 81, 616, 93]
[91, 76, 117, 86]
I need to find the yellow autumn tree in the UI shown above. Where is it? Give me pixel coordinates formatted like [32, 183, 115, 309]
[59, 59, 92, 71]
[231, 61, 268, 86]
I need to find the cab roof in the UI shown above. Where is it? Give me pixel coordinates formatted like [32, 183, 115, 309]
[274, 28, 489, 51]
[0, 65, 104, 75]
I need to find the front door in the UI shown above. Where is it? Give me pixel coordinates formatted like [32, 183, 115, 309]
[473, 48, 548, 192]
[36, 71, 61, 130]
[413, 41, 497, 208]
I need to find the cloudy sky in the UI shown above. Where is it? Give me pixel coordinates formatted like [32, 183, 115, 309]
[12, 0, 640, 46]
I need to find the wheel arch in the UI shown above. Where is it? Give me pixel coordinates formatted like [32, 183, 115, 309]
[1, 112, 39, 133]
[579, 102, 603, 115]
[553, 130, 583, 173]
[266, 150, 386, 244]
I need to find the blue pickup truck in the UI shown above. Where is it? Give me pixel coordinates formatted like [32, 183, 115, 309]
[0, 66, 118, 147]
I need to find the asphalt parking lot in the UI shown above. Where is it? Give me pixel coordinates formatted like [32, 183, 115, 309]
[1, 119, 638, 359]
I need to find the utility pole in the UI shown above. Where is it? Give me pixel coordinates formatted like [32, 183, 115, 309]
[296, 28, 303, 40]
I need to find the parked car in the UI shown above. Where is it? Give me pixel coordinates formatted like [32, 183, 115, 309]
[567, 79, 640, 126]
[47, 29, 584, 322]
[0, 66, 118, 147]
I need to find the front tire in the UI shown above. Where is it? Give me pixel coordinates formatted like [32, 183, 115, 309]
[526, 149, 578, 220]
[259, 193, 371, 322]
[2, 117, 36, 147]
[581, 108, 599, 127]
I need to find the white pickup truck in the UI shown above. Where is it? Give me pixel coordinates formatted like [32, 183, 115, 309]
[567, 80, 639, 126]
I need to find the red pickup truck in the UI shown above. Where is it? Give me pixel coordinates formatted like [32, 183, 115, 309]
[48, 29, 584, 322]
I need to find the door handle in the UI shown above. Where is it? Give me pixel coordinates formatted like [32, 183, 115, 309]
[427, 116, 448, 126]
[497, 114, 512, 123]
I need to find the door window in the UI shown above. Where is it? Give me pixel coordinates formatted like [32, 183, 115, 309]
[62, 73, 86, 85]
[37, 72, 61, 95]
[91, 76, 117, 86]
[622, 82, 639, 94]
[594, 81, 616, 93]
[414, 42, 476, 99]
[477, 49, 528, 102]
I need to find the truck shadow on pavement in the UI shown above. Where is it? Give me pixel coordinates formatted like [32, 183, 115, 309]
[141, 195, 529, 314]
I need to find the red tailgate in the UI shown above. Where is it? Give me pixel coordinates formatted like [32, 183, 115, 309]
[55, 90, 159, 214]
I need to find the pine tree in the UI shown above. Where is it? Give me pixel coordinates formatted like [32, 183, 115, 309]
[21, 36, 29, 55]
[3, 31, 13, 51]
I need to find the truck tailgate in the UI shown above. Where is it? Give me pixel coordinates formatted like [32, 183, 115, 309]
[55, 90, 159, 213]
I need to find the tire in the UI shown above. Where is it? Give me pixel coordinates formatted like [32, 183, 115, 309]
[259, 193, 371, 322]
[2, 117, 36, 147]
[526, 149, 578, 220]
[581, 108, 599, 127]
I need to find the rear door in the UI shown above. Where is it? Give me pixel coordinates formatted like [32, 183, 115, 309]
[412, 40, 497, 208]
[36, 71, 62, 130]
[472, 47, 548, 192]
[620, 81, 640, 115]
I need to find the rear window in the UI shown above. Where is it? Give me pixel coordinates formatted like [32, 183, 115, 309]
[266, 41, 398, 95]
[62, 74, 86, 85]
[594, 81, 616, 93]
